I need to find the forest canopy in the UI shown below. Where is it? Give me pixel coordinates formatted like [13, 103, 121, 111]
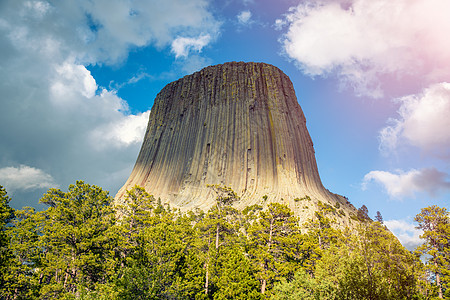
[0, 181, 448, 299]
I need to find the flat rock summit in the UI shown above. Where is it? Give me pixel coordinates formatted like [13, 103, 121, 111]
[116, 62, 357, 225]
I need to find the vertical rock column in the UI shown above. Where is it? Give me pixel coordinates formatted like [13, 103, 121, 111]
[116, 62, 356, 224]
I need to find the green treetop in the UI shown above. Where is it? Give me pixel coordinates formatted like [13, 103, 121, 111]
[415, 205, 450, 299]
[0, 186, 15, 297]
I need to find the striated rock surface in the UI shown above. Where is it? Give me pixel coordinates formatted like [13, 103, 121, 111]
[116, 62, 357, 226]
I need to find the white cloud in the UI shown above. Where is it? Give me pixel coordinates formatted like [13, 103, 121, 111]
[0, 0, 220, 207]
[363, 168, 450, 198]
[171, 34, 211, 58]
[384, 219, 423, 251]
[379, 82, 450, 158]
[49, 63, 131, 118]
[15, 0, 220, 64]
[51, 62, 98, 100]
[0, 165, 59, 192]
[279, 0, 450, 97]
[237, 10, 252, 25]
[91, 110, 150, 148]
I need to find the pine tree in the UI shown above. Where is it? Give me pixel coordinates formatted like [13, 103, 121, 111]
[37, 181, 117, 298]
[247, 202, 302, 294]
[271, 268, 316, 300]
[375, 211, 383, 224]
[114, 185, 156, 270]
[301, 201, 341, 274]
[357, 204, 371, 221]
[115, 186, 205, 299]
[213, 246, 261, 299]
[195, 185, 240, 296]
[4, 207, 42, 299]
[415, 205, 450, 299]
[350, 221, 421, 299]
[0, 186, 15, 298]
[272, 221, 424, 299]
[0, 185, 13, 270]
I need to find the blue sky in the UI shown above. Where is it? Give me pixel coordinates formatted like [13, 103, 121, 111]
[0, 0, 449, 250]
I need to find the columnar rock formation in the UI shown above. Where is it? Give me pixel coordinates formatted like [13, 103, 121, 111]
[116, 62, 357, 225]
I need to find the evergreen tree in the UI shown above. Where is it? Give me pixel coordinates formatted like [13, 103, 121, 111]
[2, 180, 443, 299]
[415, 205, 450, 299]
[117, 211, 204, 299]
[357, 204, 371, 221]
[0, 186, 16, 298]
[271, 268, 316, 300]
[115, 186, 205, 299]
[247, 202, 302, 294]
[114, 185, 157, 271]
[272, 221, 424, 300]
[301, 201, 341, 274]
[213, 246, 261, 300]
[375, 211, 383, 224]
[3, 207, 42, 299]
[195, 185, 240, 296]
[342, 221, 422, 299]
[37, 181, 117, 298]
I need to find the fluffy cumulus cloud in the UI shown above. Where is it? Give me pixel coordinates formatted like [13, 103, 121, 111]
[0, 0, 220, 207]
[171, 34, 212, 58]
[363, 168, 450, 199]
[1, 0, 220, 65]
[384, 219, 422, 251]
[90, 110, 150, 149]
[379, 83, 450, 158]
[278, 0, 450, 202]
[51, 63, 98, 101]
[278, 0, 450, 98]
[0, 165, 59, 192]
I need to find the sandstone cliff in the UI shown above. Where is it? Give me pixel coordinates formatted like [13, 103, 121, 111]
[116, 62, 357, 226]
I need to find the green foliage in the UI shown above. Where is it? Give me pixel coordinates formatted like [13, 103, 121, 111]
[0, 185, 14, 229]
[214, 247, 261, 300]
[301, 205, 341, 274]
[1, 181, 118, 299]
[335, 221, 422, 299]
[194, 184, 241, 297]
[0, 186, 14, 294]
[271, 268, 316, 300]
[357, 204, 371, 221]
[415, 205, 450, 299]
[317, 201, 336, 214]
[114, 186, 205, 299]
[3, 207, 42, 299]
[294, 195, 311, 202]
[38, 181, 116, 298]
[0, 182, 438, 299]
[207, 184, 240, 208]
[116, 214, 204, 299]
[273, 222, 425, 300]
[246, 202, 303, 294]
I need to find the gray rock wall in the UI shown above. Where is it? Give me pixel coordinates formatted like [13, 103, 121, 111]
[116, 62, 357, 226]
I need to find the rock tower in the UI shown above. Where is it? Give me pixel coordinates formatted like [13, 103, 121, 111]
[116, 62, 356, 225]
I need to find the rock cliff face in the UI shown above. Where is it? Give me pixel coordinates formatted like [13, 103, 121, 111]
[116, 62, 357, 226]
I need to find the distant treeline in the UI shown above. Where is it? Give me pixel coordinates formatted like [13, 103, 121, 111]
[0, 181, 448, 299]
